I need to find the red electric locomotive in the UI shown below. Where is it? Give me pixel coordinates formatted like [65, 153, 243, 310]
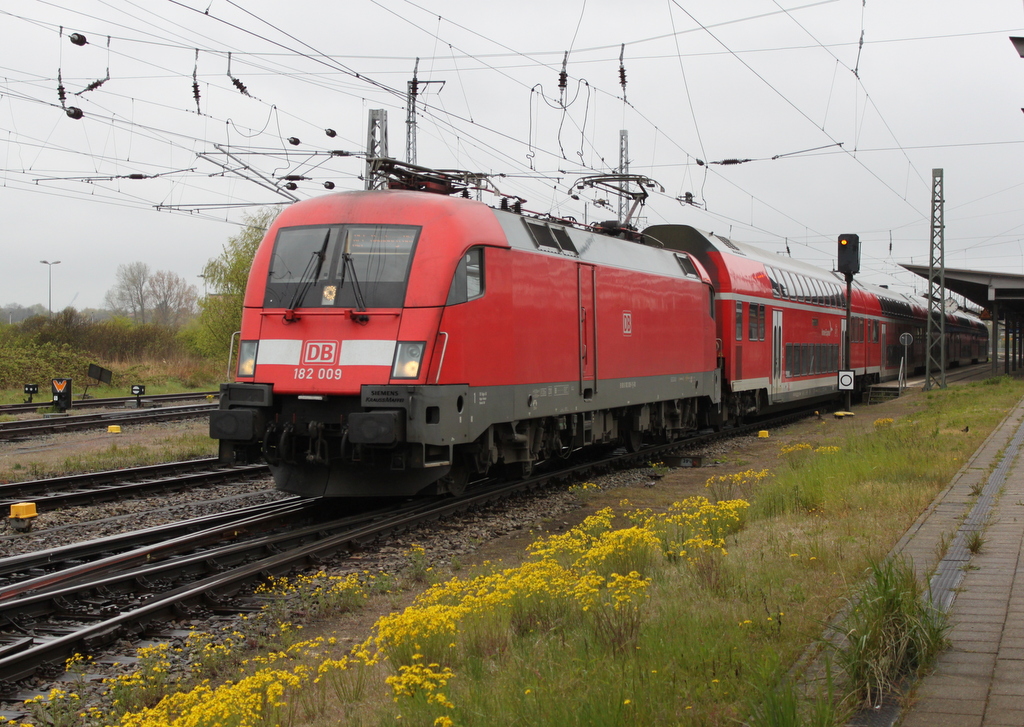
[645, 224, 987, 421]
[211, 169, 722, 498]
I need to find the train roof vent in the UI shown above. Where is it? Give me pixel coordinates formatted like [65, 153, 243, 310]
[551, 226, 578, 254]
[675, 254, 698, 277]
[525, 220, 559, 250]
[714, 234, 744, 254]
[524, 220, 578, 255]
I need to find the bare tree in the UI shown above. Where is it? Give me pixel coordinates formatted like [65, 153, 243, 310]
[147, 270, 198, 328]
[105, 262, 151, 323]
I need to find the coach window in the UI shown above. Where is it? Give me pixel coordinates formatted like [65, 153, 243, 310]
[445, 247, 486, 305]
[766, 267, 783, 298]
[779, 271, 792, 300]
[758, 304, 766, 341]
[736, 301, 743, 340]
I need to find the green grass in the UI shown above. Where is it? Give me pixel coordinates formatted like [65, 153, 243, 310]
[833, 557, 949, 708]
[0, 432, 217, 483]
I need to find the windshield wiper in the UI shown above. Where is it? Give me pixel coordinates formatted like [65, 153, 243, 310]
[338, 232, 367, 313]
[283, 230, 330, 322]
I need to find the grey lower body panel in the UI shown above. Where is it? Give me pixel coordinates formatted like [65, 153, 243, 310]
[370, 369, 722, 446]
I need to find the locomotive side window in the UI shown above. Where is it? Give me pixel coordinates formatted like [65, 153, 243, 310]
[446, 247, 486, 305]
[265, 224, 419, 309]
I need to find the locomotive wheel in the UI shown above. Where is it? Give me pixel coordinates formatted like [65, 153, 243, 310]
[625, 427, 643, 453]
[440, 465, 469, 497]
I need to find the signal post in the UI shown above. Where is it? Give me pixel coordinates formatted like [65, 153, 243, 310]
[837, 234, 860, 411]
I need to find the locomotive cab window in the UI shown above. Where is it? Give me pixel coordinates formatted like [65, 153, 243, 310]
[446, 247, 486, 305]
[265, 224, 420, 309]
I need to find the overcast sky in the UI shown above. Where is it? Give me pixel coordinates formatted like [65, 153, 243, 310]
[2, 0, 1023, 311]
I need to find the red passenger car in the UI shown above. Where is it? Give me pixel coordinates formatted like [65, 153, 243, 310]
[646, 224, 987, 421]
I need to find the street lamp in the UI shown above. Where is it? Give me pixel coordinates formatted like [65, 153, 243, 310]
[39, 260, 61, 317]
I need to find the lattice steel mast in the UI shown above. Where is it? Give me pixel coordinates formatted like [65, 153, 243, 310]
[924, 168, 946, 390]
[365, 109, 389, 190]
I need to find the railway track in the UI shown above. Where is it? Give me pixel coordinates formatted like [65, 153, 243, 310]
[0, 407, 810, 690]
[0, 458, 269, 511]
[0, 391, 217, 416]
[0, 403, 217, 441]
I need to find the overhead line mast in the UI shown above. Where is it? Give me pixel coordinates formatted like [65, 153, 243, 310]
[924, 168, 946, 390]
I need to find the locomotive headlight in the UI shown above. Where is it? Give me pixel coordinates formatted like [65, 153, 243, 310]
[392, 341, 426, 380]
[237, 340, 258, 378]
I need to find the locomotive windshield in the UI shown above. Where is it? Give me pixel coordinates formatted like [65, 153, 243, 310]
[265, 224, 420, 309]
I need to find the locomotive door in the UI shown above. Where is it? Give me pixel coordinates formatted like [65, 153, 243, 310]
[578, 263, 597, 399]
[771, 309, 783, 401]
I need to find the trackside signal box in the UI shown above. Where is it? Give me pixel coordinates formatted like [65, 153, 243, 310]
[838, 234, 860, 276]
[52, 378, 72, 412]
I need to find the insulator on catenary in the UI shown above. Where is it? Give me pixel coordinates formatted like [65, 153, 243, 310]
[231, 76, 250, 96]
[325, 128, 337, 138]
[558, 51, 568, 91]
[618, 43, 627, 95]
[287, 137, 300, 146]
[284, 182, 297, 190]
[65, 106, 83, 120]
[69, 33, 87, 46]
[323, 181, 335, 190]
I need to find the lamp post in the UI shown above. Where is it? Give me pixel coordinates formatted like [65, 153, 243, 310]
[39, 260, 61, 318]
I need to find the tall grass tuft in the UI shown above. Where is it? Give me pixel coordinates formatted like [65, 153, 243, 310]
[834, 557, 948, 707]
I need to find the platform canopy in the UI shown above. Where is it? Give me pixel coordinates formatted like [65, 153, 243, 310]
[900, 264, 1024, 320]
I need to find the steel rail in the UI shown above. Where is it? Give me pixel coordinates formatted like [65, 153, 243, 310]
[0, 392, 218, 416]
[0, 496, 454, 683]
[0, 460, 269, 511]
[0, 403, 217, 441]
[0, 496, 294, 587]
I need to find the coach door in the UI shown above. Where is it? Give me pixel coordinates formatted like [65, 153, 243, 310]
[578, 263, 597, 399]
[771, 309, 783, 401]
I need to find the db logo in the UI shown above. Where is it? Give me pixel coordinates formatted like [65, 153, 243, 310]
[302, 340, 339, 364]
[622, 311, 633, 337]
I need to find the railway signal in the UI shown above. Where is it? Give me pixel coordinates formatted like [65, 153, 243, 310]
[837, 233, 860, 410]
[837, 234, 860, 276]
[51, 378, 72, 412]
